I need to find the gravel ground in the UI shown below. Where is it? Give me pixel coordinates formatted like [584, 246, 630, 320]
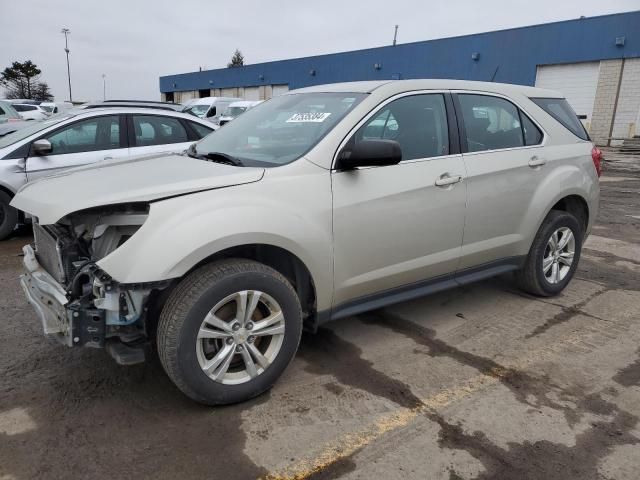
[0, 152, 639, 480]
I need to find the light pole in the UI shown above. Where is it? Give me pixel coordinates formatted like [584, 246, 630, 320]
[102, 74, 106, 101]
[61, 28, 72, 102]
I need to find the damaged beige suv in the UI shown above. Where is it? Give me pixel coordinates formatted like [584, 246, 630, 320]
[12, 80, 600, 404]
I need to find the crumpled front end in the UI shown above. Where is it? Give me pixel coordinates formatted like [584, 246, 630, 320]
[20, 204, 172, 364]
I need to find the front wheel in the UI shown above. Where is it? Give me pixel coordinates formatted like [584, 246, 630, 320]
[517, 210, 583, 297]
[157, 259, 303, 405]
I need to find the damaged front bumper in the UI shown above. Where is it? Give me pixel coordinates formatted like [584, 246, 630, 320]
[21, 244, 109, 348]
[21, 244, 72, 345]
[20, 244, 165, 359]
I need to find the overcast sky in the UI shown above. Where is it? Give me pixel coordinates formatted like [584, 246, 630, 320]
[1, 0, 637, 102]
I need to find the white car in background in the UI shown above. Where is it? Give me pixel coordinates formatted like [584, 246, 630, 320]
[13, 104, 49, 121]
[182, 97, 242, 123]
[217, 100, 263, 126]
[0, 107, 217, 239]
[40, 102, 61, 114]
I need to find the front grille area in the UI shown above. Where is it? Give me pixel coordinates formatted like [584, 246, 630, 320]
[33, 223, 67, 284]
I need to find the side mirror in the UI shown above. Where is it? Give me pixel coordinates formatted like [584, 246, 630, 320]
[32, 139, 52, 156]
[337, 139, 402, 170]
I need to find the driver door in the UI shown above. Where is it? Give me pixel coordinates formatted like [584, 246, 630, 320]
[332, 92, 467, 307]
[26, 115, 129, 182]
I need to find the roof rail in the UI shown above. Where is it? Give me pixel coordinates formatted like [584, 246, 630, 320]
[103, 99, 180, 105]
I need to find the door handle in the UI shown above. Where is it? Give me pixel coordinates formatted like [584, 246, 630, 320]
[528, 156, 546, 167]
[103, 156, 113, 161]
[435, 174, 463, 187]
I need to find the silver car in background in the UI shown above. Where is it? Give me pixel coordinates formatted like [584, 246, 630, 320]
[0, 107, 217, 239]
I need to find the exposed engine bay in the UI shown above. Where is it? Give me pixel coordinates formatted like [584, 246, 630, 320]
[25, 203, 171, 364]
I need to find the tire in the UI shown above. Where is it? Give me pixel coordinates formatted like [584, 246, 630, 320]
[157, 259, 303, 405]
[0, 191, 19, 241]
[517, 210, 583, 297]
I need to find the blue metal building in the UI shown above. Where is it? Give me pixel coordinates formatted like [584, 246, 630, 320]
[160, 11, 640, 143]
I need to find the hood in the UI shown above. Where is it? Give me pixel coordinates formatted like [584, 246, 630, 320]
[11, 152, 264, 224]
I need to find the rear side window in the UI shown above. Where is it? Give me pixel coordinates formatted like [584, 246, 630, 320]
[531, 97, 589, 140]
[458, 94, 523, 152]
[132, 115, 188, 146]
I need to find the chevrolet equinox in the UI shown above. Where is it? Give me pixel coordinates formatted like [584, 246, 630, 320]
[12, 80, 601, 404]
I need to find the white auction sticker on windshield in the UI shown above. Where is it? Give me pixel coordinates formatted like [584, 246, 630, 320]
[286, 112, 331, 123]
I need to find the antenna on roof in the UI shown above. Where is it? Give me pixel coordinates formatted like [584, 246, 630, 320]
[393, 25, 399, 46]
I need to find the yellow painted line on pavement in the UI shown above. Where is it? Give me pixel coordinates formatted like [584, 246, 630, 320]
[262, 332, 587, 480]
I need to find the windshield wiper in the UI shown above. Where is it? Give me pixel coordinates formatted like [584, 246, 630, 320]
[186, 144, 243, 167]
[201, 151, 244, 167]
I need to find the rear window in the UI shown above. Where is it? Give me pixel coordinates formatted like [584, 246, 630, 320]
[531, 97, 589, 141]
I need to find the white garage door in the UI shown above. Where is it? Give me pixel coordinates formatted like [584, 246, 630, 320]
[535, 62, 600, 129]
[272, 84, 289, 97]
[244, 87, 260, 101]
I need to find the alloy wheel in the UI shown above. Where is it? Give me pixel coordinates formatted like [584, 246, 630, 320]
[542, 227, 575, 284]
[195, 290, 285, 385]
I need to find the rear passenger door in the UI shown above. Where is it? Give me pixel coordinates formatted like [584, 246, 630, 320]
[453, 92, 545, 271]
[332, 92, 467, 306]
[128, 114, 199, 156]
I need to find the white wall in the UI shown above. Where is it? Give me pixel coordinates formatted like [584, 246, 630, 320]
[535, 62, 600, 131]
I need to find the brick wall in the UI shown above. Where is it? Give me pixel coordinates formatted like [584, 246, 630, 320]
[612, 58, 640, 140]
[590, 59, 624, 145]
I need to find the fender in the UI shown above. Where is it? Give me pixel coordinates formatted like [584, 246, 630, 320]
[97, 171, 334, 310]
[519, 154, 599, 254]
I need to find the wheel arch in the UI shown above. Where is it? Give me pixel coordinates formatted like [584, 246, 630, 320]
[158, 243, 319, 332]
[0, 183, 25, 225]
[549, 194, 589, 235]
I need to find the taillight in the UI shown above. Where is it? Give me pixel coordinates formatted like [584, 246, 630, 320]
[591, 146, 602, 178]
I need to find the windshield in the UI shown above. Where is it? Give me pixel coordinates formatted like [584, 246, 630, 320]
[195, 92, 365, 167]
[0, 114, 73, 148]
[41, 106, 55, 113]
[222, 106, 247, 118]
[183, 104, 210, 117]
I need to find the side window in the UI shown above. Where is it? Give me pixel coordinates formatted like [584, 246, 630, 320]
[44, 116, 121, 155]
[354, 94, 449, 161]
[189, 121, 214, 139]
[521, 113, 543, 146]
[0, 106, 5, 115]
[132, 115, 189, 146]
[458, 94, 524, 152]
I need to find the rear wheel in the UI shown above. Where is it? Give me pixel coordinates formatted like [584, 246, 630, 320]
[0, 191, 19, 241]
[157, 259, 302, 405]
[517, 210, 583, 297]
